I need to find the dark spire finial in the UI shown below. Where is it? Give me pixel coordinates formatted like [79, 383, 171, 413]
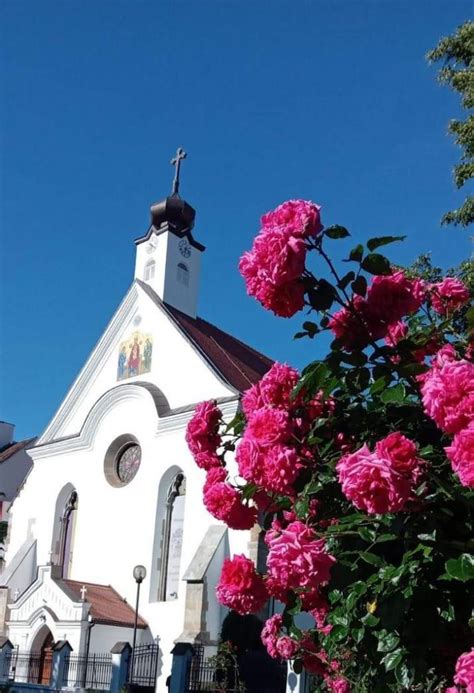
[170, 147, 187, 196]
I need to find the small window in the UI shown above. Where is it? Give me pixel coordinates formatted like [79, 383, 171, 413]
[144, 260, 155, 281]
[177, 262, 189, 287]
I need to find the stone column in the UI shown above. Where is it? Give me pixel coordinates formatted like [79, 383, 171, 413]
[169, 643, 194, 693]
[0, 588, 10, 637]
[0, 637, 13, 683]
[110, 641, 132, 693]
[50, 640, 72, 688]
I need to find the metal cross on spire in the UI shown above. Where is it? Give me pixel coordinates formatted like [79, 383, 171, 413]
[170, 147, 187, 196]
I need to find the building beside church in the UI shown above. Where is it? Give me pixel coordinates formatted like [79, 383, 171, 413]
[1, 157, 272, 690]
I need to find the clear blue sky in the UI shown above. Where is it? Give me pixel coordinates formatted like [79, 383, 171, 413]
[1, 1, 472, 440]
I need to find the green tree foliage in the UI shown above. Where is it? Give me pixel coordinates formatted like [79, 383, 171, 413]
[428, 21, 474, 227]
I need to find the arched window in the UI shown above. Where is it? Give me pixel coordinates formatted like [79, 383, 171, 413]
[149, 468, 186, 602]
[144, 260, 156, 281]
[177, 262, 189, 287]
[51, 484, 78, 578]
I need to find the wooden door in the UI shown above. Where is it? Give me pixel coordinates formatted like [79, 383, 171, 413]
[37, 632, 54, 684]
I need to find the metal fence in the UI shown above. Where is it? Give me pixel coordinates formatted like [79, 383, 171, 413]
[4, 649, 53, 684]
[186, 648, 246, 693]
[128, 643, 160, 687]
[62, 652, 113, 690]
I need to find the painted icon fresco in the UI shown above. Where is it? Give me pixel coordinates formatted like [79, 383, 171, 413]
[117, 331, 153, 380]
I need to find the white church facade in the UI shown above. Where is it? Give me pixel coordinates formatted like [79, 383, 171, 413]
[1, 157, 272, 690]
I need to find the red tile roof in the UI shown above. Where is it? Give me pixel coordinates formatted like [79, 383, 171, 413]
[163, 303, 274, 392]
[0, 438, 36, 464]
[60, 579, 148, 629]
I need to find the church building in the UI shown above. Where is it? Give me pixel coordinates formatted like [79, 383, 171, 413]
[1, 150, 272, 690]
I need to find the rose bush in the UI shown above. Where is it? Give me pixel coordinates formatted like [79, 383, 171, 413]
[187, 200, 474, 691]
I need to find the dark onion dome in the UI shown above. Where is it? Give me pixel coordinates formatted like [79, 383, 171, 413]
[150, 194, 196, 232]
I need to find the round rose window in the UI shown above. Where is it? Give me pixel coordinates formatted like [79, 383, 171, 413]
[116, 444, 141, 484]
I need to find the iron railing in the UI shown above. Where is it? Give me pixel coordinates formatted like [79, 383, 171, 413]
[4, 649, 52, 684]
[62, 652, 113, 690]
[128, 643, 160, 687]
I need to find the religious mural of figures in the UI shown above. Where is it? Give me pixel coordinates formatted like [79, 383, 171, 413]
[117, 331, 153, 380]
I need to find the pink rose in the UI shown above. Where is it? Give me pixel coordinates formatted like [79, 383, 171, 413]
[366, 271, 425, 324]
[375, 432, 423, 484]
[186, 400, 222, 469]
[420, 351, 474, 434]
[261, 444, 303, 495]
[246, 407, 292, 446]
[261, 199, 323, 239]
[276, 636, 299, 660]
[204, 480, 257, 530]
[385, 321, 408, 347]
[266, 521, 335, 591]
[430, 277, 470, 315]
[450, 648, 474, 691]
[445, 423, 474, 488]
[329, 295, 386, 350]
[261, 614, 283, 658]
[242, 362, 299, 418]
[326, 677, 351, 693]
[336, 440, 414, 514]
[216, 555, 268, 615]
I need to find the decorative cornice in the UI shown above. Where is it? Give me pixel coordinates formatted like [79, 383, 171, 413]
[39, 285, 141, 445]
[30, 383, 167, 460]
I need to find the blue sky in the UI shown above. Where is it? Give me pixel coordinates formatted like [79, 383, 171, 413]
[1, 1, 472, 440]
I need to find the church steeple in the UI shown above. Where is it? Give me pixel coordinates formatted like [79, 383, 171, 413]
[134, 148, 205, 318]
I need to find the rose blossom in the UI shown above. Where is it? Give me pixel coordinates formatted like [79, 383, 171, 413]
[385, 320, 408, 347]
[325, 677, 351, 693]
[239, 225, 307, 318]
[276, 636, 299, 660]
[242, 362, 299, 418]
[366, 271, 425, 324]
[246, 407, 292, 446]
[329, 295, 386, 350]
[448, 648, 474, 691]
[420, 351, 474, 434]
[261, 444, 303, 495]
[216, 555, 268, 615]
[261, 614, 283, 658]
[445, 423, 474, 488]
[336, 441, 413, 514]
[203, 480, 256, 530]
[266, 521, 335, 591]
[261, 199, 323, 239]
[186, 400, 222, 469]
[375, 432, 423, 484]
[430, 277, 470, 315]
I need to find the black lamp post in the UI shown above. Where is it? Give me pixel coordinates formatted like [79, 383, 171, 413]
[130, 564, 146, 684]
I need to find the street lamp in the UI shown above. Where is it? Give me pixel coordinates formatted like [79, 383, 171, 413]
[130, 564, 146, 685]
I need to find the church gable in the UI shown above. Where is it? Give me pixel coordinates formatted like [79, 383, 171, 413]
[37, 282, 239, 445]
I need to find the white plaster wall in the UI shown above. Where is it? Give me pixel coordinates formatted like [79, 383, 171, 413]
[89, 624, 152, 652]
[5, 385, 253, 692]
[135, 231, 168, 299]
[42, 284, 234, 442]
[162, 232, 201, 317]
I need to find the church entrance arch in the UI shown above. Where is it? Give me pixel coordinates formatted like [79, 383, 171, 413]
[30, 625, 54, 684]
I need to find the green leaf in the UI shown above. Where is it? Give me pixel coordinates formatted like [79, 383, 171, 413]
[366, 235, 406, 252]
[338, 270, 356, 290]
[351, 627, 365, 643]
[325, 224, 351, 239]
[466, 305, 474, 328]
[352, 581, 368, 596]
[445, 554, 474, 582]
[380, 383, 406, 404]
[358, 527, 376, 542]
[381, 649, 403, 672]
[293, 362, 329, 399]
[351, 275, 367, 296]
[309, 279, 338, 311]
[360, 552, 383, 567]
[361, 253, 392, 275]
[347, 244, 364, 262]
[302, 321, 319, 337]
[361, 613, 379, 627]
[376, 630, 400, 653]
[370, 376, 390, 394]
[395, 661, 414, 688]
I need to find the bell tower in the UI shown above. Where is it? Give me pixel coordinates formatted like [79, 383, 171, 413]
[134, 148, 205, 318]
